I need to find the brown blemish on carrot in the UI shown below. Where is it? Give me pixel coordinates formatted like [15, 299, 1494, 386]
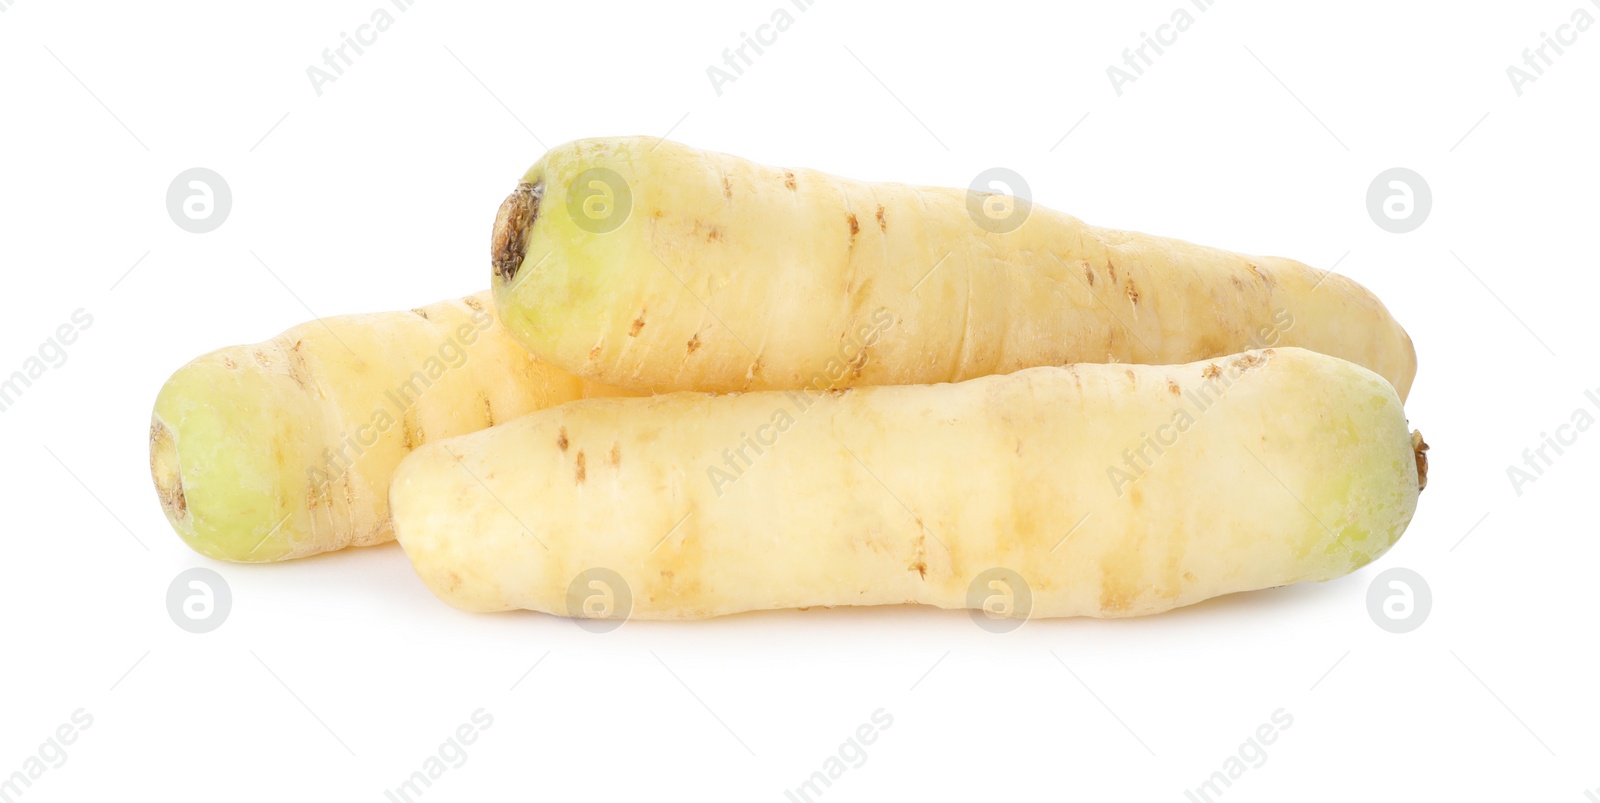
[221, 356, 237, 369]
[875, 205, 887, 231]
[629, 314, 646, 337]
[1099, 588, 1134, 615]
[1098, 523, 1146, 615]
[285, 341, 310, 389]
[1167, 380, 1181, 396]
[481, 392, 494, 426]
[411, 308, 429, 319]
[848, 348, 869, 379]
[1412, 431, 1429, 491]
[575, 450, 587, 484]
[557, 427, 569, 451]
[1202, 364, 1222, 380]
[847, 213, 859, 244]
[253, 350, 270, 368]
[463, 296, 484, 313]
[400, 412, 424, 451]
[1107, 259, 1118, 284]
[1125, 280, 1140, 306]
[1230, 351, 1267, 372]
[1229, 275, 1244, 291]
[609, 442, 621, 467]
[1125, 368, 1137, 385]
[686, 333, 701, 354]
[705, 226, 724, 242]
[1083, 263, 1095, 287]
[722, 176, 733, 200]
[784, 171, 796, 190]
[588, 343, 602, 361]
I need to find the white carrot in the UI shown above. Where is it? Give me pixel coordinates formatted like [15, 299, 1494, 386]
[391, 347, 1424, 619]
[490, 137, 1416, 399]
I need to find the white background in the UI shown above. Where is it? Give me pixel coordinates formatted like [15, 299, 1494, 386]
[2, 0, 1596, 800]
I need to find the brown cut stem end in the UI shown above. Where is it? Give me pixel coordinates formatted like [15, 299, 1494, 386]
[491, 180, 542, 285]
[150, 419, 188, 520]
[1411, 430, 1429, 492]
